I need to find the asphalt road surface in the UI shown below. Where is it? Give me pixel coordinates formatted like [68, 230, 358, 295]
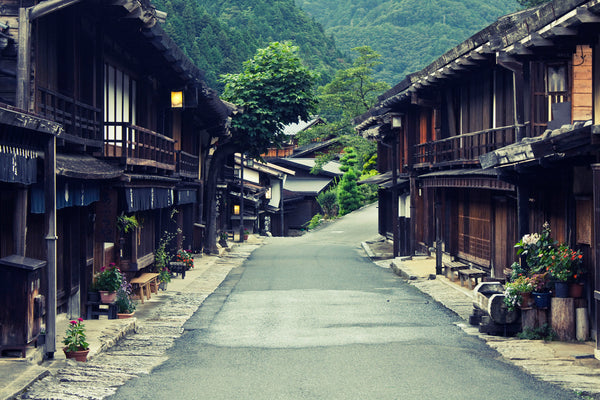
[110, 204, 578, 400]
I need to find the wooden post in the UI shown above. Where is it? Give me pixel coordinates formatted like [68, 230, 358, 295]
[551, 297, 575, 341]
[409, 173, 417, 255]
[45, 136, 57, 357]
[522, 308, 548, 330]
[392, 134, 399, 258]
[576, 308, 589, 341]
[16, 8, 31, 111]
[14, 189, 28, 256]
[435, 189, 442, 275]
[592, 165, 600, 356]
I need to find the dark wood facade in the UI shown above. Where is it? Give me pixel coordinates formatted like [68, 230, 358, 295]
[355, 0, 600, 356]
[0, 0, 231, 356]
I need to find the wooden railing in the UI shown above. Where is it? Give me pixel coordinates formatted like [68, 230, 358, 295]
[103, 122, 175, 171]
[414, 125, 520, 167]
[36, 87, 102, 143]
[177, 150, 199, 179]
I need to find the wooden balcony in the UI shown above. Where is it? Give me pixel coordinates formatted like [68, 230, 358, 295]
[104, 122, 175, 171]
[414, 125, 520, 168]
[176, 150, 199, 179]
[36, 87, 102, 147]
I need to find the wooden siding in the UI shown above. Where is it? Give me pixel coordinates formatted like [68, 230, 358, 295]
[572, 45, 593, 122]
[492, 196, 517, 278]
[457, 190, 491, 268]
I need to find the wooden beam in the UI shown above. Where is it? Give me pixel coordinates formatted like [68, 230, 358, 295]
[526, 33, 554, 48]
[507, 43, 533, 56]
[575, 7, 600, 24]
[542, 26, 577, 39]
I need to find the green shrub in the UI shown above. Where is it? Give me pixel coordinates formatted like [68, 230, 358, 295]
[317, 190, 338, 217]
[307, 214, 323, 230]
[517, 323, 557, 341]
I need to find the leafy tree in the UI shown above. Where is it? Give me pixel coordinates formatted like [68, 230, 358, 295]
[337, 168, 362, 216]
[516, 0, 548, 7]
[203, 42, 318, 252]
[220, 41, 319, 159]
[339, 147, 360, 172]
[319, 46, 390, 122]
[296, 0, 518, 84]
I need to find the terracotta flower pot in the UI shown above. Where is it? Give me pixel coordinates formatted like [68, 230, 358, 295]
[520, 292, 533, 309]
[117, 311, 135, 319]
[63, 347, 89, 362]
[99, 291, 117, 304]
[569, 283, 584, 298]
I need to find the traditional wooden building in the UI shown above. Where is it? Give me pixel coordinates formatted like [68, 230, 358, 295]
[218, 154, 293, 238]
[0, 0, 231, 357]
[270, 158, 343, 234]
[355, 0, 600, 357]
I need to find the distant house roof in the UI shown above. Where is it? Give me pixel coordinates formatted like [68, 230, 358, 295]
[234, 154, 295, 177]
[284, 177, 332, 196]
[282, 117, 324, 136]
[274, 158, 343, 177]
[290, 137, 341, 158]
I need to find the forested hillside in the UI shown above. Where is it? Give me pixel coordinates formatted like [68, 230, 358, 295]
[295, 0, 519, 83]
[151, 0, 345, 91]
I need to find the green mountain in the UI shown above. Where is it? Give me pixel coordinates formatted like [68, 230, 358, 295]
[295, 0, 519, 83]
[152, 0, 346, 91]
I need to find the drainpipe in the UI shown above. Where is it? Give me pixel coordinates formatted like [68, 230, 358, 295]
[17, 0, 83, 360]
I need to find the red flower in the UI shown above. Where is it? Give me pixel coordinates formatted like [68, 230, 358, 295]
[70, 320, 77, 325]
[78, 317, 83, 322]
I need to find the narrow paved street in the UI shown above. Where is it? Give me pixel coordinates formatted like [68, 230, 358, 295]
[107, 204, 577, 400]
[15, 245, 260, 400]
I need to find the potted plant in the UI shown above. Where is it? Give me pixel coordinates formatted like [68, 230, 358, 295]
[176, 249, 194, 270]
[243, 229, 249, 240]
[115, 277, 137, 318]
[62, 318, 89, 362]
[158, 267, 171, 290]
[117, 212, 139, 234]
[547, 243, 583, 298]
[219, 231, 229, 247]
[503, 275, 533, 311]
[528, 272, 551, 309]
[514, 222, 556, 274]
[95, 263, 123, 303]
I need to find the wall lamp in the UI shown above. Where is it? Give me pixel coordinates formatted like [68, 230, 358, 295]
[171, 90, 184, 108]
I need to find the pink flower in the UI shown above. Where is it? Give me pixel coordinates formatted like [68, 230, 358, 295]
[70, 320, 77, 325]
[78, 317, 83, 322]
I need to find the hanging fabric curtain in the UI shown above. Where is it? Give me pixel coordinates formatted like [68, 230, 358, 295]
[0, 146, 38, 184]
[125, 187, 174, 212]
[30, 182, 100, 213]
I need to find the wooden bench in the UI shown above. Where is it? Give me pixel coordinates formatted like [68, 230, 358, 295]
[443, 260, 469, 282]
[130, 273, 159, 304]
[458, 269, 488, 290]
